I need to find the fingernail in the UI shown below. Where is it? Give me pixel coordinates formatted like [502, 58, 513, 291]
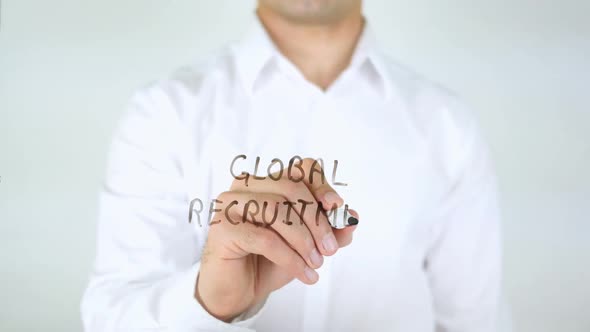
[304, 266, 319, 283]
[309, 248, 323, 267]
[323, 192, 342, 209]
[322, 233, 338, 253]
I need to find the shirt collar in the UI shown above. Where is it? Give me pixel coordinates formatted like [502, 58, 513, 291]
[232, 16, 390, 100]
[232, 17, 278, 95]
[348, 20, 391, 100]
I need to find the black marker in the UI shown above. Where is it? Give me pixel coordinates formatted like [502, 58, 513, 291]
[327, 206, 359, 229]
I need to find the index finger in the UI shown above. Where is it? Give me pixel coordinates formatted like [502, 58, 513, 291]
[297, 157, 344, 211]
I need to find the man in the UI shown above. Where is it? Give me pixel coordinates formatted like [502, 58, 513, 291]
[81, 1, 502, 331]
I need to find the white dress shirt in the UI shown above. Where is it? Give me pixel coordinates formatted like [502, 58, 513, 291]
[81, 18, 501, 332]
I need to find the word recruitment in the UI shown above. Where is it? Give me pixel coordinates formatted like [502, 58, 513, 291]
[188, 155, 351, 227]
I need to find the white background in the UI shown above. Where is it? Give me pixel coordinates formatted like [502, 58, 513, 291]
[0, 0, 588, 331]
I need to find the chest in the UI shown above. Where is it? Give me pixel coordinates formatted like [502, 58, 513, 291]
[188, 94, 444, 250]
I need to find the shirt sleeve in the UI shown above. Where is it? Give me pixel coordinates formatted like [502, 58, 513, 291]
[424, 105, 503, 332]
[80, 86, 266, 331]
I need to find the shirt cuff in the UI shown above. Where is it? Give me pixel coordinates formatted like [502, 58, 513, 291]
[159, 262, 267, 331]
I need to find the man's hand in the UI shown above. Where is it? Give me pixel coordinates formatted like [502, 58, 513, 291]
[195, 158, 358, 321]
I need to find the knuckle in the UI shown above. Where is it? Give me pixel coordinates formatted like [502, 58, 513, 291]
[317, 183, 333, 194]
[281, 178, 301, 196]
[301, 234, 316, 252]
[301, 157, 315, 169]
[217, 190, 233, 202]
[261, 193, 280, 206]
[230, 178, 245, 190]
[288, 231, 315, 256]
[292, 256, 307, 273]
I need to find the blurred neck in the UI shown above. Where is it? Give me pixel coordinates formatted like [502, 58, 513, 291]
[256, 5, 364, 90]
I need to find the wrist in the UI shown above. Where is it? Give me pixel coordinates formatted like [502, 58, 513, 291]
[194, 272, 248, 322]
